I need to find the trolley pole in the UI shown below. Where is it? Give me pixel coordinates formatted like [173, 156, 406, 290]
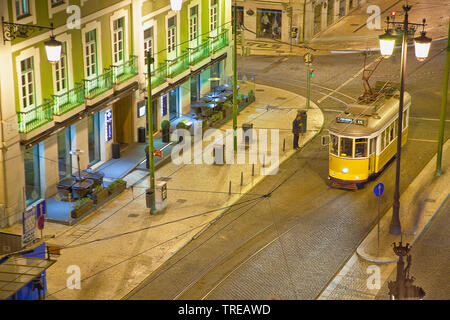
[436, 20, 450, 177]
[147, 51, 156, 214]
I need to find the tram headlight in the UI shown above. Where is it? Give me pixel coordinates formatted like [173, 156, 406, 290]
[342, 168, 349, 174]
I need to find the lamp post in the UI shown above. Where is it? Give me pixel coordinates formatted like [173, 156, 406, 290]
[378, 6, 432, 235]
[146, 51, 156, 214]
[69, 149, 85, 181]
[233, 3, 238, 151]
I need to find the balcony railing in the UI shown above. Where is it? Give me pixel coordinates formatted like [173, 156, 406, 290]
[52, 83, 85, 116]
[150, 64, 168, 88]
[112, 56, 138, 85]
[17, 99, 54, 134]
[84, 69, 113, 100]
[210, 29, 229, 53]
[189, 40, 210, 66]
[166, 52, 190, 78]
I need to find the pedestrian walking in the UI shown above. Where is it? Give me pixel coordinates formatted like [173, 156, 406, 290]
[292, 114, 303, 149]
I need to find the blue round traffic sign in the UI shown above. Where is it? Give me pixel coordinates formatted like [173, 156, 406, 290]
[373, 183, 385, 198]
[37, 214, 45, 230]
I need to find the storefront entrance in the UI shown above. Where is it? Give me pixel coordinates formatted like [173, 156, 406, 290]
[191, 74, 201, 103]
[113, 94, 133, 149]
[24, 144, 41, 207]
[169, 87, 180, 121]
[57, 127, 72, 180]
[256, 9, 282, 40]
[88, 113, 101, 165]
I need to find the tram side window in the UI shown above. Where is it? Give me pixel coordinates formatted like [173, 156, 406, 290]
[370, 138, 377, 155]
[330, 134, 339, 155]
[355, 138, 368, 158]
[389, 123, 395, 142]
[403, 110, 408, 130]
[340, 137, 353, 158]
[394, 119, 398, 137]
[381, 131, 386, 150]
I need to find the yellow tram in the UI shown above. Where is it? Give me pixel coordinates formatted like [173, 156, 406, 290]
[328, 84, 411, 189]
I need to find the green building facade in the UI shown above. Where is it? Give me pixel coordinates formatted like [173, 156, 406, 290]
[0, 0, 232, 226]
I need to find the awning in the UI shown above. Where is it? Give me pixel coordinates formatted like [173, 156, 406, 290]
[0, 256, 55, 300]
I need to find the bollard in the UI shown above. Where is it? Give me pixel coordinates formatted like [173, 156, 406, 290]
[229, 181, 232, 195]
[241, 172, 243, 186]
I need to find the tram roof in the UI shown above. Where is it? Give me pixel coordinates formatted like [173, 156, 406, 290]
[329, 91, 411, 137]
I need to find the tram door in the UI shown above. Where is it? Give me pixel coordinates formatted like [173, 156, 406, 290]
[369, 137, 377, 174]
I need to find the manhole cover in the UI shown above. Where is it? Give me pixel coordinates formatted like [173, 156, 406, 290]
[128, 213, 140, 218]
[159, 177, 172, 182]
[177, 199, 187, 204]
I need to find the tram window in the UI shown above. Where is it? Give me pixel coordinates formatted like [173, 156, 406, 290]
[370, 138, 377, 155]
[330, 134, 339, 155]
[355, 138, 368, 158]
[394, 119, 398, 137]
[389, 124, 394, 142]
[340, 137, 353, 158]
[403, 110, 408, 130]
[381, 131, 386, 150]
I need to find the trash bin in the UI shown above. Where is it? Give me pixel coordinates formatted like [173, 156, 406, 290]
[112, 142, 120, 159]
[138, 127, 146, 143]
[242, 123, 254, 147]
[298, 110, 307, 133]
[213, 144, 225, 165]
[146, 188, 154, 209]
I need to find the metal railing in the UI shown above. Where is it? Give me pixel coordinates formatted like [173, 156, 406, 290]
[84, 69, 113, 100]
[189, 40, 210, 66]
[166, 52, 190, 78]
[210, 29, 229, 53]
[112, 55, 138, 85]
[52, 83, 85, 116]
[17, 99, 54, 134]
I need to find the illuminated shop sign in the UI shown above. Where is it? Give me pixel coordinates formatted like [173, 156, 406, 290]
[138, 100, 146, 118]
[105, 109, 113, 142]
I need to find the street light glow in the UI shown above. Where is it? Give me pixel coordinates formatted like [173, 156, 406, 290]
[414, 32, 432, 61]
[379, 31, 396, 58]
[170, 0, 182, 11]
[44, 35, 62, 64]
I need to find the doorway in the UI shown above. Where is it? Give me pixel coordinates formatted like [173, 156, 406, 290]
[169, 87, 180, 121]
[113, 94, 133, 150]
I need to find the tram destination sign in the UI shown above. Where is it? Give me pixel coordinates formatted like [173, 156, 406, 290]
[336, 117, 366, 126]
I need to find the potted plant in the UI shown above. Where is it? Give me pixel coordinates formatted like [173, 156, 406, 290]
[176, 121, 187, 142]
[71, 197, 94, 218]
[91, 185, 109, 205]
[248, 90, 255, 103]
[222, 101, 232, 118]
[107, 178, 127, 196]
[161, 120, 171, 143]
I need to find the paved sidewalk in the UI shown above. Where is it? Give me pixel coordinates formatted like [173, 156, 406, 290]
[318, 139, 450, 300]
[0, 82, 323, 300]
[241, 0, 449, 56]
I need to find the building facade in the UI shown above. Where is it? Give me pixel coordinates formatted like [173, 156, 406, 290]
[235, 0, 366, 44]
[0, 0, 232, 227]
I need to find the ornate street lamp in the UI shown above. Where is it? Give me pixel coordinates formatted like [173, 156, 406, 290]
[414, 31, 432, 61]
[170, 0, 182, 12]
[379, 30, 396, 58]
[2, 18, 62, 63]
[379, 6, 432, 235]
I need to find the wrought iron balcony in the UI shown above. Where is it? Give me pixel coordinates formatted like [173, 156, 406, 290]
[166, 52, 190, 78]
[17, 99, 54, 134]
[188, 40, 210, 66]
[52, 83, 85, 116]
[112, 56, 138, 85]
[84, 69, 113, 100]
[210, 29, 229, 53]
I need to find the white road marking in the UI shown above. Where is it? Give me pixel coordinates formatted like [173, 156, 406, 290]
[410, 117, 450, 122]
[317, 57, 382, 104]
[409, 138, 438, 143]
[324, 109, 345, 113]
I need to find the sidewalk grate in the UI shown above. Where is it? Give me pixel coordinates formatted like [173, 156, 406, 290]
[276, 97, 287, 100]
[128, 213, 140, 218]
[159, 177, 172, 182]
[176, 199, 187, 204]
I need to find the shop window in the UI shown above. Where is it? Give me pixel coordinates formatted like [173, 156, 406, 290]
[24, 144, 41, 207]
[88, 113, 101, 165]
[16, 0, 31, 19]
[161, 94, 168, 117]
[330, 134, 339, 155]
[355, 138, 368, 158]
[57, 127, 72, 180]
[340, 137, 353, 158]
[169, 87, 180, 121]
[256, 9, 282, 40]
[233, 6, 244, 31]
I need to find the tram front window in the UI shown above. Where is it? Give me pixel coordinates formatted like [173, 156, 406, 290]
[355, 138, 368, 158]
[330, 134, 339, 155]
[340, 137, 353, 158]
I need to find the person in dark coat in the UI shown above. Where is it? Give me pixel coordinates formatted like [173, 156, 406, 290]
[292, 114, 303, 149]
